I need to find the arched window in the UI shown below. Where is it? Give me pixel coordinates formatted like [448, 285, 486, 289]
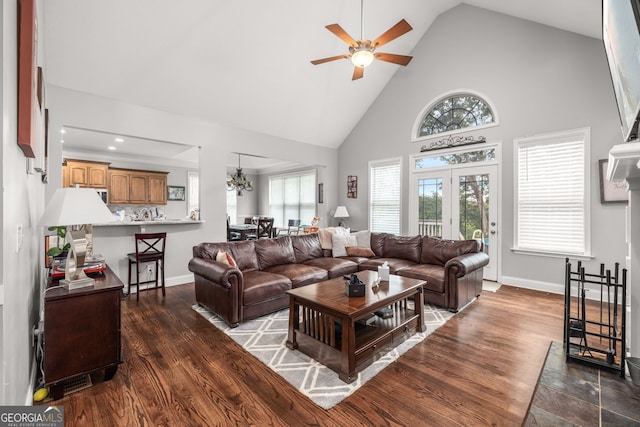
[416, 93, 496, 138]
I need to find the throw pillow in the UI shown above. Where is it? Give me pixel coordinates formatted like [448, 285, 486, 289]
[216, 250, 237, 268]
[317, 227, 336, 250]
[345, 246, 375, 257]
[332, 233, 357, 257]
[353, 230, 371, 248]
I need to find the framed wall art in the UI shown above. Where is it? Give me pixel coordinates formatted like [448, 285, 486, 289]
[17, 0, 38, 158]
[347, 175, 357, 198]
[599, 159, 628, 204]
[168, 186, 186, 201]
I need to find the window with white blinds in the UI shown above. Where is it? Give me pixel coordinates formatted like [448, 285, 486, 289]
[187, 170, 199, 216]
[226, 175, 237, 223]
[369, 158, 401, 234]
[515, 128, 590, 255]
[269, 171, 316, 228]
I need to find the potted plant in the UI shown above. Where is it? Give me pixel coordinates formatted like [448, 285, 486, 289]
[47, 226, 70, 258]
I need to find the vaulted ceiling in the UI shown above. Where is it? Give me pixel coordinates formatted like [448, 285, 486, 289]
[43, 0, 601, 151]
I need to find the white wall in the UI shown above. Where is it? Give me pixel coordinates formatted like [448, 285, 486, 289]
[1, 0, 46, 404]
[338, 4, 627, 290]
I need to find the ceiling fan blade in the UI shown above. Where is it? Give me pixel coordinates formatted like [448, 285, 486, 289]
[375, 52, 413, 66]
[352, 66, 364, 80]
[325, 24, 358, 47]
[310, 54, 350, 65]
[372, 19, 413, 48]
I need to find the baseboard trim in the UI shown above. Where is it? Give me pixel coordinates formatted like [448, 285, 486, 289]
[501, 275, 616, 303]
[129, 274, 193, 293]
[501, 275, 564, 295]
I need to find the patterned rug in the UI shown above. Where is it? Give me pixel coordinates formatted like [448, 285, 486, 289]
[192, 302, 454, 410]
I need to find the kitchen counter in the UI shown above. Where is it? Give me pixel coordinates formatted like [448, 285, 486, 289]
[94, 219, 205, 227]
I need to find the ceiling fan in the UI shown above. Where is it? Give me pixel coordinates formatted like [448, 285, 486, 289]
[311, 0, 413, 80]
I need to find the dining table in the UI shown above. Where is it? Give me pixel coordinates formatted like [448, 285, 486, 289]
[229, 223, 257, 240]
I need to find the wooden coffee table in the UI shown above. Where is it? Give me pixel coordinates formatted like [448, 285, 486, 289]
[286, 270, 425, 383]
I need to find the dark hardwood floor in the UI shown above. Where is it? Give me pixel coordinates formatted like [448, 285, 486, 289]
[52, 283, 566, 426]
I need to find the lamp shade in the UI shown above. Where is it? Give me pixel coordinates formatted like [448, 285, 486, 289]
[334, 206, 350, 219]
[38, 188, 115, 227]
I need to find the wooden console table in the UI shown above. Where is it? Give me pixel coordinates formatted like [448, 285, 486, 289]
[44, 265, 123, 400]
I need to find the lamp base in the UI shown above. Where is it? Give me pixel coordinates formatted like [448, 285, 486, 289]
[60, 277, 95, 290]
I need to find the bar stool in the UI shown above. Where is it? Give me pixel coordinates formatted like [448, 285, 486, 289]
[127, 232, 166, 301]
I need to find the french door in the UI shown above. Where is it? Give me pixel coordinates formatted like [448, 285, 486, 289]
[409, 164, 498, 281]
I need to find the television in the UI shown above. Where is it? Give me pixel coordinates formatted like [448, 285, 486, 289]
[602, 0, 640, 142]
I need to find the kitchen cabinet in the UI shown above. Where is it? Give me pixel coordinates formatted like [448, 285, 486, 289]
[109, 168, 168, 205]
[63, 159, 110, 188]
[44, 266, 123, 400]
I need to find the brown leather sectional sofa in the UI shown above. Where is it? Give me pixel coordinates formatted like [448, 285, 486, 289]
[189, 232, 490, 327]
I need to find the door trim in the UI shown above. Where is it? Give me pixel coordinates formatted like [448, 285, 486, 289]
[409, 141, 502, 282]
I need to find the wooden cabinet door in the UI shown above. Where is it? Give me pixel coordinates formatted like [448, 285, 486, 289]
[109, 171, 130, 204]
[88, 166, 108, 188]
[148, 174, 167, 204]
[129, 174, 148, 204]
[69, 165, 88, 187]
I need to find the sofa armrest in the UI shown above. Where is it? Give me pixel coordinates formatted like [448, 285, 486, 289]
[444, 252, 490, 278]
[188, 257, 241, 289]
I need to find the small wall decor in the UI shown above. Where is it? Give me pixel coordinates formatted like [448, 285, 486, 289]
[599, 159, 628, 204]
[347, 175, 357, 198]
[167, 185, 186, 201]
[318, 183, 324, 204]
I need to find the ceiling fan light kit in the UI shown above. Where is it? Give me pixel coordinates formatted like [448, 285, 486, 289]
[311, 0, 413, 80]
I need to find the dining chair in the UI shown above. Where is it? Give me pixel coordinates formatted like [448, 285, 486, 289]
[278, 219, 301, 236]
[127, 232, 166, 301]
[247, 217, 274, 239]
[227, 216, 241, 241]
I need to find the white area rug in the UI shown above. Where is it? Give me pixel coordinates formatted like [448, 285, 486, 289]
[193, 303, 454, 410]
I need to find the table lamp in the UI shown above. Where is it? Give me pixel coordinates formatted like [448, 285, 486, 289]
[38, 187, 115, 289]
[334, 206, 350, 228]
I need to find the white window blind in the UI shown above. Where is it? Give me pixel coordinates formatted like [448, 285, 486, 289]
[516, 129, 588, 255]
[226, 175, 237, 223]
[187, 170, 199, 216]
[369, 158, 401, 234]
[269, 171, 316, 228]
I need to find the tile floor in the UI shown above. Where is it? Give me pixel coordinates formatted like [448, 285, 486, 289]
[525, 341, 640, 426]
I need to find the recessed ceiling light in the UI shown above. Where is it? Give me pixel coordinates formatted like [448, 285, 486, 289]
[114, 137, 124, 143]
[60, 129, 66, 134]
[108, 146, 117, 150]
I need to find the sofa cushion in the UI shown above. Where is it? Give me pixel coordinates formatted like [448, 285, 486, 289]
[229, 240, 259, 272]
[194, 242, 230, 260]
[370, 232, 392, 257]
[383, 235, 423, 263]
[332, 233, 357, 257]
[265, 264, 328, 288]
[255, 236, 296, 270]
[396, 264, 446, 293]
[358, 258, 417, 274]
[242, 270, 292, 305]
[291, 233, 323, 262]
[345, 246, 375, 257]
[302, 257, 358, 278]
[421, 236, 479, 266]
